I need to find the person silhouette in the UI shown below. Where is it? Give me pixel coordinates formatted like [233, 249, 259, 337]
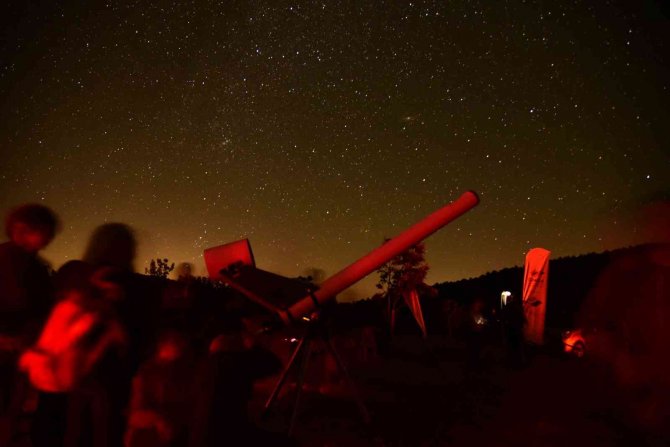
[0, 204, 59, 444]
[0, 204, 59, 348]
[64, 223, 160, 447]
[125, 329, 196, 447]
[500, 294, 526, 368]
[189, 319, 291, 447]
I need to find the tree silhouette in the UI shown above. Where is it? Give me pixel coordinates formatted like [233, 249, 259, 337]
[145, 258, 175, 279]
[376, 240, 432, 296]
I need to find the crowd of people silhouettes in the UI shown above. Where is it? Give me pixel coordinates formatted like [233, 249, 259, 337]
[0, 204, 288, 447]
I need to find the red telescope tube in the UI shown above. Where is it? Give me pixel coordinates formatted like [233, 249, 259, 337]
[282, 190, 479, 323]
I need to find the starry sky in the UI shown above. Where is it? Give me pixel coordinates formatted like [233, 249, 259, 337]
[1, 1, 668, 299]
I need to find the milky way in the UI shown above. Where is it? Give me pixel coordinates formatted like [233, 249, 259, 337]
[1, 1, 668, 298]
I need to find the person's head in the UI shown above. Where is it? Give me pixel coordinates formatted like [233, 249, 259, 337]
[53, 261, 123, 305]
[5, 203, 59, 253]
[83, 223, 136, 271]
[636, 199, 670, 245]
[175, 262, 193, 279]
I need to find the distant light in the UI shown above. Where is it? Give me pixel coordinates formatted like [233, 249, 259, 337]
[501, 291, 511, 307]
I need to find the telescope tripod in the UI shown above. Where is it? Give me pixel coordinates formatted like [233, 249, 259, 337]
[263, 313, 371, 435]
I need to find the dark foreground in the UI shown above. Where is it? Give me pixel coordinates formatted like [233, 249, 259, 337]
[254, 335, 666, 447]
[7, 334, 667, 447]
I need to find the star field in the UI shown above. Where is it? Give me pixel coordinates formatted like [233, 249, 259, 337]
[1, 1, 668, 299]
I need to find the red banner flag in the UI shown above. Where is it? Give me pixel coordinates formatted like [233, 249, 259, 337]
[522, 247, 550, 344]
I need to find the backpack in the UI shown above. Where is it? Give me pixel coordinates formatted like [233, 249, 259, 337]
[19, 266, 127, 392]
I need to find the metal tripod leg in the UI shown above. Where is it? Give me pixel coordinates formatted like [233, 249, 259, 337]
[288, 337, 313, 436]
[264, 335, 306, 414]
[324, 335, 371, 425]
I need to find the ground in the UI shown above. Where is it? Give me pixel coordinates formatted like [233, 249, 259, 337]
[5, 333, 666, 446]
[254, 334, 667, 447]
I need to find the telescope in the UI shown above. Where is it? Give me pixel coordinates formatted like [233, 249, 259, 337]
[205, 190, 479, 323]
[204, 190, 479, 433]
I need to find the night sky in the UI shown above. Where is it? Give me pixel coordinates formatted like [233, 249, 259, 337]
[1, 1, 668, 299]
